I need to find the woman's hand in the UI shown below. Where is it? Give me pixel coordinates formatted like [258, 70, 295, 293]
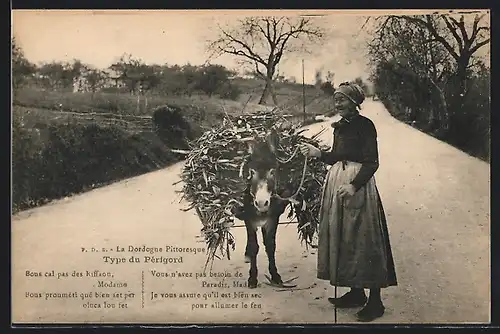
[299, 143, 321, 158]
[337, 184, 356, 198]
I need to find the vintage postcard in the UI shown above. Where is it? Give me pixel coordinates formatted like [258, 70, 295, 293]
[11, 9, 491, 325]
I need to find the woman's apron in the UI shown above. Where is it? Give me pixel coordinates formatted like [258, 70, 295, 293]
[317, 161, 397, 289]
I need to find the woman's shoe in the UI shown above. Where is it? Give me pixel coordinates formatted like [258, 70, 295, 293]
[355, 300, 385, 322]
[328, 290, 367, 308]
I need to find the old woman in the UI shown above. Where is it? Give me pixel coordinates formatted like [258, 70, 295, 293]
[299, 82, 397, 322]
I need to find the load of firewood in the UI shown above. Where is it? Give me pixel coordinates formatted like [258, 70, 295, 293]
[178, 110, 329, 267]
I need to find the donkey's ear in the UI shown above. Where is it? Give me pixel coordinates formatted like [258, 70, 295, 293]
[247, 140, 255, 154]
[266, 128, 279, 153]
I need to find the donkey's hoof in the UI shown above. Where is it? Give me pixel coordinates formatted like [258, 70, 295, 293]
[248, 278, 258, 289]
[244, 255, 251, 263]
[273, 279, 283, 286]
[265, 274, 282, 285]
[272, 275, 283, 285]
[264, 274, 298, 288]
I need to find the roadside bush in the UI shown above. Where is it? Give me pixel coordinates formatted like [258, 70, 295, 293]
[446, 73, 490, 161]
[12, 121, 182, 213]
[320, 82, 335, 96]
[217, 83, 242, 101]
[12, 115, 47, 209]
[152, 105, 195, 150]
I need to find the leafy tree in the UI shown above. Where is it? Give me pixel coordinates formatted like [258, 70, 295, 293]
[196, 64, 234, 97]
[366, 13, 490, 135]
[12, 37, 36, 89]
[84, 67, 109, 94]
[38, 62, 66, 89]
[366, 12, 490, 159]
[109, 54, 160, 95]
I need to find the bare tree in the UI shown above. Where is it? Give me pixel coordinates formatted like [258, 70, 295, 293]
[207, 16, 324, 105]
[368, 13, 490, 112]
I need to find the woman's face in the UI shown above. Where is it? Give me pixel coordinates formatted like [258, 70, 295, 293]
[334, 94, 357, 118]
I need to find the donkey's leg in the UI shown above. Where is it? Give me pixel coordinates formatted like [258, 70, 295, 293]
[245, 224, 259, 289]
[262, 219, 282, 285]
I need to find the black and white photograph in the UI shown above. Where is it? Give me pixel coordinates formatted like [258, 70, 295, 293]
[11, 9, 491, 324]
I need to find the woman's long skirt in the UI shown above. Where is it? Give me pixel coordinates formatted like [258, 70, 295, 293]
[317, 161, 397, 289]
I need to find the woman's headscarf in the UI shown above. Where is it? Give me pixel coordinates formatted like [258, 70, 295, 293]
[334, 82, 366, 110]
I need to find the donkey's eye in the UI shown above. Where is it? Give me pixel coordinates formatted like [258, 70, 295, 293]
[249, 168, 257, 179]
[267, 169, 276, 178]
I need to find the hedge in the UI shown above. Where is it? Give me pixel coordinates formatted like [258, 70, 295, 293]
[12, 117, 185, 213]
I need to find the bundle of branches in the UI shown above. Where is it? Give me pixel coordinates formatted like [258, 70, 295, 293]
[179, 110, 328, 268]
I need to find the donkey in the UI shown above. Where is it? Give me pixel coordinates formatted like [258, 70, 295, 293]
[232, 128, 298, 289]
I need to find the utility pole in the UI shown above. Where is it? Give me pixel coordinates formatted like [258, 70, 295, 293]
[302, 59, 306, 123]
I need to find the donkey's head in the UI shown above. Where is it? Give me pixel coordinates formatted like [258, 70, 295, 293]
[246, 128, 280, 214]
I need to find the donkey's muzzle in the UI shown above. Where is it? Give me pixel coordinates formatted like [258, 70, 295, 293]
[254, 199, 270, 213]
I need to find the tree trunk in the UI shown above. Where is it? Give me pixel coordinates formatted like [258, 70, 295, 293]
[137, 94, 140, 114]
[258, 79, 272, 105]
[449, 62, 467, 113]
[436, 86, 449, 135]
[428, 78, 449, 135]
[270, 81, 279, 105]
[445, 55, 469, 138]
[259, 62, 277, 105]
[258, 79, 278, 105]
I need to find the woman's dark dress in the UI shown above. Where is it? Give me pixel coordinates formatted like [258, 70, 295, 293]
[316, 114, 397, 289]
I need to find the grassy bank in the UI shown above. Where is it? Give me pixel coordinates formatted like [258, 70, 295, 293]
[12, 112, 186, 213]
[12, 85, 328, 214]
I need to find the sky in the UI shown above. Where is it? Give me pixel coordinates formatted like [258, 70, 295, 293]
[11, 10, 491, 85]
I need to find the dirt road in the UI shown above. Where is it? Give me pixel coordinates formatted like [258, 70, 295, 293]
[12, 99, 490, 324]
